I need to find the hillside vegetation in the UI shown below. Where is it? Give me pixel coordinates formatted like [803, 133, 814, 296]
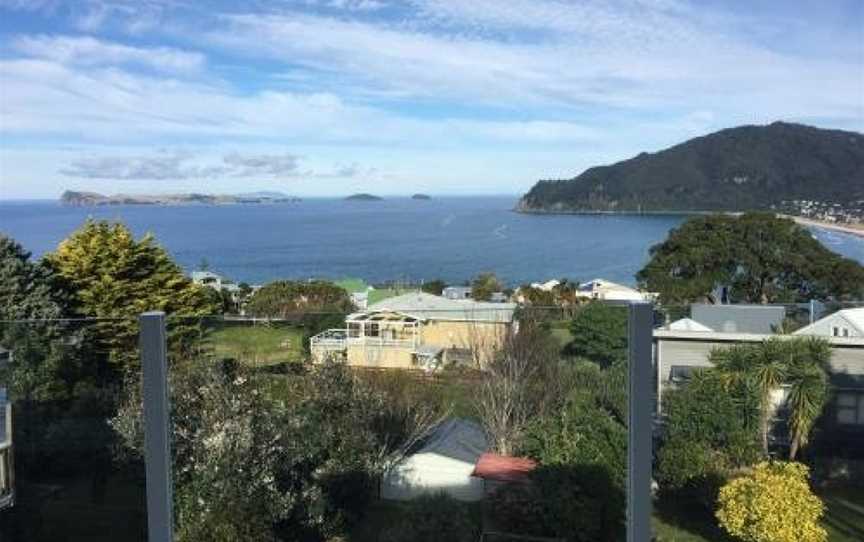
[518, 122, 864, 212]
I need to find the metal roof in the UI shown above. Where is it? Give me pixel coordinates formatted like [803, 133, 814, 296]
[691, 304, 786, 334]
[366, 292, 516, 323]
[416, 418, 488, 464]
[666, 318, 713, 332]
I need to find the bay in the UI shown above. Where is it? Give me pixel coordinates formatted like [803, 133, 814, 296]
[2, 196, 863, 287]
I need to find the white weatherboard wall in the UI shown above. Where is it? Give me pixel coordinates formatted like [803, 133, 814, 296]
[381, 418, 487, 502]
[381, 453, 485, 501]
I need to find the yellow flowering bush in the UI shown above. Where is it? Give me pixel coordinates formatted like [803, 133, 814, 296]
[716, 461, 826, 542]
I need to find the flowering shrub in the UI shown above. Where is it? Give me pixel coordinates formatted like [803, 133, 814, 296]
[715, 461, 826, 542]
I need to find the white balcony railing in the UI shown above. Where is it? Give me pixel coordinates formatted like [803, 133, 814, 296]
[310, 329, 418, 351]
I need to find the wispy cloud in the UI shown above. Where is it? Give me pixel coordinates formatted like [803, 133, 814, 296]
[58, 150, 374, 180]
[12, 34, 205, 73]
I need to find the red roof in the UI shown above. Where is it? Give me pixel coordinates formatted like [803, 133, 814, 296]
[471, 452, 537, 483]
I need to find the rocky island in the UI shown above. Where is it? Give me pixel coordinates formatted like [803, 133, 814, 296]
[60, 190, 300, 206]
[345, 193, 383, 201]
[411, 193, 432, 200]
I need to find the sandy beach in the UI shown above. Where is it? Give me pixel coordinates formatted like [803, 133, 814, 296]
[787, 215, 864, 239]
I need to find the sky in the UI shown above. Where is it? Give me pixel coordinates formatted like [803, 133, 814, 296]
[0, 0, 862, 199]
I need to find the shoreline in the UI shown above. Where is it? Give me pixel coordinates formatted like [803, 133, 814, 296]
[784, 215, 864, 239]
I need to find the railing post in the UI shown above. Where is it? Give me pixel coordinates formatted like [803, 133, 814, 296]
[140, 311, 174, 542]
[628, 302, 653, 542]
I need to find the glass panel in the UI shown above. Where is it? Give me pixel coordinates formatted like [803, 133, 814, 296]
[837, 393, 857, 407]
[0, 319, 146, 542]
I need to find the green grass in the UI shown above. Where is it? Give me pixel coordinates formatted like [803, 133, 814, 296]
[335, 278, 370, 293]
[207, 324, 304, 366]
[547, 319, 573, 350]
[652, 486, 864, 542]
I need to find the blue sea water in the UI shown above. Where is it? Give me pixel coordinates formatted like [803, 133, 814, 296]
[2, 197, 863, 287]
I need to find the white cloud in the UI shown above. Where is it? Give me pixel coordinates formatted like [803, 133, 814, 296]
[12, 34, 205, 73]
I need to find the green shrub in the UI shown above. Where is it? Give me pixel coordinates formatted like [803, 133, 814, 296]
[380, 493, 478, 542]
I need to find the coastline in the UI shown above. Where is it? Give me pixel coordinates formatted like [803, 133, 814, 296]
[784, 215, 864, 239]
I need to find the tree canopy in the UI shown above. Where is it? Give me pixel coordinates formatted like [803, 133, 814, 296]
[43, 220, 216, 372]
[637, 213, 864, 304]
[246, 280, 353, 319]
[564, 302, 628, 366]
[471, 272, 503, 301]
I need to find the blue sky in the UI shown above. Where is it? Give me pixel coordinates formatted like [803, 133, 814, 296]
[0, 0, 862, 199]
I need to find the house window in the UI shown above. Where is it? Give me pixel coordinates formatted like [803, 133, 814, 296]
[836, 392, 864, 426]
[348, 323, 362, 338]
[670, 365, 700, 383]
[366, 323, 380, 337]
[832, 326, 839, 337]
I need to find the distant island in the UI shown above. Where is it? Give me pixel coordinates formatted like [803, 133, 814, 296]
[345, 193, 383, 201]
[411, 193, 432, 200]
[60, 190, 300, 206]
[518, 121, 864, 215]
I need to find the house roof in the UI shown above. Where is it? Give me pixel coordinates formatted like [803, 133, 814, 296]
[666, 318, 713, 332]
[472, 453, 537, 483]
[416, 418, 488, 464]
[579, 278, 637, 293]
[367, 292, 516, 323]
[794, 308, 864, 337]
[691, 304, 786, 334]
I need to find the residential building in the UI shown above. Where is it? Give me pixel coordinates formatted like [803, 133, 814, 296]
[381, 418, 487, 502]
[654, 310, 864, 447]
[191, 270, 242, 297]
[575, 278, 656, 302]
[794, 307, 864, 338]
[310, 292, 516, 370]
[690, 304, 786, 334]
[442, 286, 472, 300]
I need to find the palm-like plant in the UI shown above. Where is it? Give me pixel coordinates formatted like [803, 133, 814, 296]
[785, 338, 830, 460]
[711, 337, 831, 459]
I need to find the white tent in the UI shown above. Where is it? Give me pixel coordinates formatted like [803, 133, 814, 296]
[381, 418, 487, 502]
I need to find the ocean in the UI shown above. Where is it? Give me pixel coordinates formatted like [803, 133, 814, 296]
[2, 196, 863, 287]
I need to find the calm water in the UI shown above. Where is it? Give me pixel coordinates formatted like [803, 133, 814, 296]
[2, 197, 863, 286]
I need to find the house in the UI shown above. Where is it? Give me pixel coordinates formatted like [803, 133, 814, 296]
[794, 307, 864, 338]
[575, 278, 656, 303]
[653, 320, 864, 446]
[381, 418, 488, 501]
[191, 270, 242, 298]
[690, 304, 786, 334]
[530, 279, 561, 291]
[442, 286, 472, 300]
[310, 292, 516, 370]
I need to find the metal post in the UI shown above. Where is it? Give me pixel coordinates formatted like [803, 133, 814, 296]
[140, 312, 174, 542]
[628, 302, 653, 542]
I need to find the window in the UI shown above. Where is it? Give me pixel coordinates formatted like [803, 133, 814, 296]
[670, 365, 700, 383]
[348, 322, 362, 338]
[832, 326, 840, 337]
[366, 323, 380, 337]
[836, 392, 864, 426]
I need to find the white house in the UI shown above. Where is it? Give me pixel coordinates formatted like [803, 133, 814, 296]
[575, 278, 656, 302]
[381, 418, 488, 502]
[794, 307, 864, 339]
[0, 348, 13, 510]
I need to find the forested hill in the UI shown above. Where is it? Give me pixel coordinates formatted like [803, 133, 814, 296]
[518, 122, 864, 213]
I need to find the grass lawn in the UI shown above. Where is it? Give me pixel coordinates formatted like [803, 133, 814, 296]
[652, 486, 864, 541]
[547, 319, 573, 350]
[207, 323, 305, 366]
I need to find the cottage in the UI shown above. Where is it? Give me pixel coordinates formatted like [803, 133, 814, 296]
[381, 418, 487, 501]
[794, 307, 864, 338]
[310, 292, 516, 370]
[575, 278, 656, 303]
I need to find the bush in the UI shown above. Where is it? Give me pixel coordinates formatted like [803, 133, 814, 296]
[488, 482, 549, 536]
[563, 303, 627, 366]
[716, 461, 827, 542]
[380, 494, 478, 542]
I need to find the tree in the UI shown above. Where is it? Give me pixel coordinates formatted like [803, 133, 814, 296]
[43, 220, 216, 374]
[711, 338, 830, 459]
[421, 279, 447, 296]
[564, 302, 628, 366]
[471, 272, 503, 301]
[508, 361, 629, 542]
[0, 235, 73, 401]
[246, 280, 353, 319]
[112, 359, 443, 541]
[716, 461, 827, 542]
[474, 321, 561, 455]
[637, 213, 864, 304]
[656, 370, 762, 503]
